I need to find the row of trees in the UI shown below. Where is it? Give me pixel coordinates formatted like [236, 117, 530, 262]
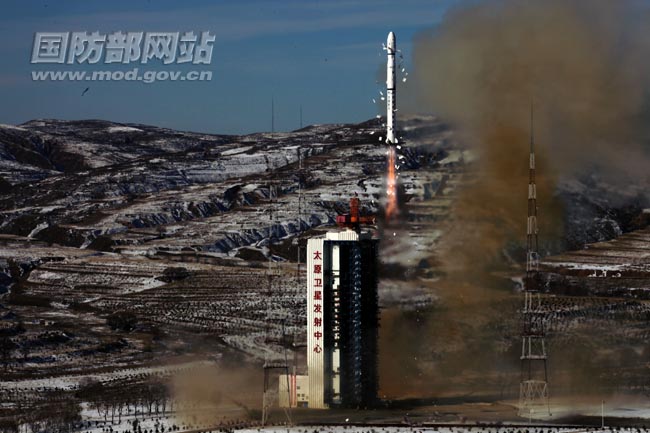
[78, 379, 172, 425]
[1, 378, 173, 433]
[1, 376, 174, 431]
[0, 390, 81, 433]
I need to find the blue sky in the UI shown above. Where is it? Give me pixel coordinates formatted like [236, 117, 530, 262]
[0, 0, 458, 134]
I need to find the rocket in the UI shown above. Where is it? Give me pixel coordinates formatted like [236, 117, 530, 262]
[386, 31, 397, 145]
[384, 32, 399, 222]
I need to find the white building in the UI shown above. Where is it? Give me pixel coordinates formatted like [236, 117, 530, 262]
[305, 229, 379, 409]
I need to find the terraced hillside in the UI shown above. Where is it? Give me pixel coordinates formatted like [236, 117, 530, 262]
[2, 115, 650, 428]
[542, 227, 650, 298]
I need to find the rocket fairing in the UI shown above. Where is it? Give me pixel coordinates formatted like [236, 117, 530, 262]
[386, 31, 397, 145]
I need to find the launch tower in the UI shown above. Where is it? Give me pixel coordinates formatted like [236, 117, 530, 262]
[306, 198, 379, 408]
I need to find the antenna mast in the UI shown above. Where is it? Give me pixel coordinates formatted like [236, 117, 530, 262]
[262, 181, 293, 426]
[519, 103, 551, 416]
[271, 96, 275, 134]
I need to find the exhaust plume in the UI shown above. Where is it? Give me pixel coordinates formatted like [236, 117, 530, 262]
[378, 0, 650, 400]
[410, 0, 650, 268]
[385, 146, 399, 222]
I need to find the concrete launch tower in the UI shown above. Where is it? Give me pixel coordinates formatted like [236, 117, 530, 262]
[306, 228, 379, 408]
[279, 197, 380, 410]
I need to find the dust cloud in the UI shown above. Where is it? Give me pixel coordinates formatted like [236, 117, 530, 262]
[411, 0, 650, 270]
[171, 362, 261, 426]
[380, 0, 650, 400]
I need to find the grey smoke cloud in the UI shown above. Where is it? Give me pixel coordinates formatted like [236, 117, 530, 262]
[380, 0, 650, 399]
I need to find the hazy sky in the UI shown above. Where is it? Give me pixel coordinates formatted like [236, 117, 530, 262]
[0, 0, 458, 134]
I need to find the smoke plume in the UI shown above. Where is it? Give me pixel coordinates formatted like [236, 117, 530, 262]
[379, 0, 650, 400]
[410, 0, 650, 268]
[171, 362, 261, 426]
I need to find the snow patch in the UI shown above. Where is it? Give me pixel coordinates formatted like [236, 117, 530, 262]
[221, 145, 253, 156]
[550, 262, 626, 271]
[0, 124, 28, 131]
[107, 126, 143, 133]
[27, 222, 49, 239]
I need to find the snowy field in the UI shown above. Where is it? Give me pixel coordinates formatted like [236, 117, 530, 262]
[0, 360, 213, 391]
[64, 423, 650, 433]
[236, 427, 635, 433]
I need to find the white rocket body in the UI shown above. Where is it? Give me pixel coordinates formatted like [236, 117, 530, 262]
[386, 31, 396, 145]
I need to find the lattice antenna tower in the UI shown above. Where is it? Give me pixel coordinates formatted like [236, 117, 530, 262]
[271, 96, 275, 134]
[261, 179, 293, 426]
[296, 150, 306, 280]
[261, 314, 293, 425]
[519, 103, 551, 416]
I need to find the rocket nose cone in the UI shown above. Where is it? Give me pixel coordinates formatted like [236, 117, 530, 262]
[387, 32, 395, 49]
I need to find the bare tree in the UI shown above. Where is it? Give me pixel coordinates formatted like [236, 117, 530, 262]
[36, 393, 81, 433]
[77, 379, 107, 422]
[116, 392, 126, 423]
[110, 392, 119, 424]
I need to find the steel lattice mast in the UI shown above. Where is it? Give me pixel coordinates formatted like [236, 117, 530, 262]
[519, 105, 551, 416]
[261, 182, 293, 426]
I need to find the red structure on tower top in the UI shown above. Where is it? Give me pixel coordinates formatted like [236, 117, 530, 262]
[336, 196, 375, 232]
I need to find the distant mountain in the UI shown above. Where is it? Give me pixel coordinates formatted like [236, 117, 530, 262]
[0, 117, 426, 250]
[0, 119, 234, 185]
[0, 116, 647, 258]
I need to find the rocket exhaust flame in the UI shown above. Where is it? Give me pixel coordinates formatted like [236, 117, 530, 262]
[386, 146, 398, 222]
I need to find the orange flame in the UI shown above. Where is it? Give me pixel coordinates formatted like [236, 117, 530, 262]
[385, 145, 398, 222]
